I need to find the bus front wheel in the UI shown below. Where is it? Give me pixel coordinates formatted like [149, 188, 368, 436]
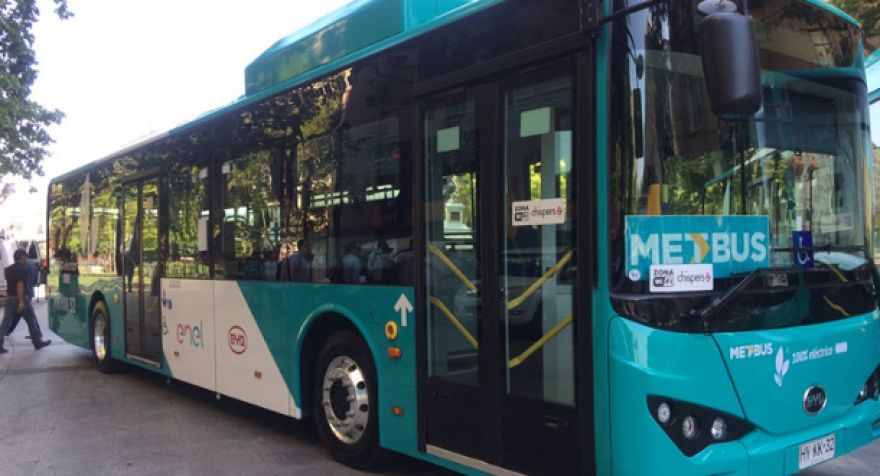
[92, 301, 118, 373]
[312, 330, 387, 469]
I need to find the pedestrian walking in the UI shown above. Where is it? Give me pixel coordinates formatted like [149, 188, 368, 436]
[0, 250, 51, 353]
[5, 257, 37, 337]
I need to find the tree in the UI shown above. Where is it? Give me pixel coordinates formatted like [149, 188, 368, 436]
[0, 0, 71, 180]
[828, 1, 880, 49]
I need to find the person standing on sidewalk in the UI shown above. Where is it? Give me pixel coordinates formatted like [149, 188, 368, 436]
[0, 250, 51, 354]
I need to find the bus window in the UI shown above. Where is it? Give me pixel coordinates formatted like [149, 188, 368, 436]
[425, 93, 480, 385]
[502, 74, 575, 406]
[216, 151, 283, 280]
[166, 162, 210, 279]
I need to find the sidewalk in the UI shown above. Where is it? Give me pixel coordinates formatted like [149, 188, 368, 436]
[0, 302, 444, 476]
[0, 301, 90, 376]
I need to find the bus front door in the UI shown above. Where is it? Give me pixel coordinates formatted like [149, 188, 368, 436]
[122, 178, 163, 363]
[422, 62, 589, 474]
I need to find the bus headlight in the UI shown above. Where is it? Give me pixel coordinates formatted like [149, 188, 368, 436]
[657, 402, 672, 424]
[682, 415, 699, 440]
[710, 417, 727, 440]
[648, 396, 753, 457]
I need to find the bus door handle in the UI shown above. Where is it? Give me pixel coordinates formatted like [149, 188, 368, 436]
[431, 391, 450, 401]
[544, 415, 570, 430]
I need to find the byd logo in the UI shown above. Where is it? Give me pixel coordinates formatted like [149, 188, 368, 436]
[228, 326, 247, 355]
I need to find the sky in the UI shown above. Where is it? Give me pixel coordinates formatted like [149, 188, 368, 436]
[1, 0, 353, 238]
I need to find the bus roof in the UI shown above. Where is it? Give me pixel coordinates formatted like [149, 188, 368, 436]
[178, 0, 503, 132]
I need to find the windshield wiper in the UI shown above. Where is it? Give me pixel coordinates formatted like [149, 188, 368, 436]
[689, 268, 764, 324]
[690, 261, 872, 327]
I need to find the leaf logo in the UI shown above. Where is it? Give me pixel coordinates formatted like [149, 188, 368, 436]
[774, 347, 790, 387]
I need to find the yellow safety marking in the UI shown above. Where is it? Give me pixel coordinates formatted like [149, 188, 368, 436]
[427, 245, 477, 293]
[385, 321, 399, 341]
[508, 314, 573, 369]
[429, 296, 479, 350]
[507, 250, 574, 311]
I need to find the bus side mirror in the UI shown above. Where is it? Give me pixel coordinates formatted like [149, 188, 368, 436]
[699, 13, 762, 119]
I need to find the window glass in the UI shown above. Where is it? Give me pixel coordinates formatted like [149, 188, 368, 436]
[82, 171, 119, 275]
[166, 164, 210, 278]
[48, 179, 82, 275]
[294, 117, 408, 284]
[424, 93, 480, 386]
[502, 75, 575, 406]
[216, 150, 283, 280]
[608, 2, 874, 331]
[275, 61, 414, 286]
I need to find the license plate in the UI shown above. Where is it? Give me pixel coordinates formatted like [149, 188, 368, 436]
[798, 434, 836, 470]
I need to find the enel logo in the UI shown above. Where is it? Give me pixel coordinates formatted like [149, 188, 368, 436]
[228, 326, 247, 355]
[176, 321, 204, 348]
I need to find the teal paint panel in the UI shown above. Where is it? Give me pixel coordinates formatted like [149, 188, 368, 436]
[593, 20, 614, 476]
[245, 0, 405, 96]
[713, 311, 880, 435]
[48, 273, 88, 349]
[237, 282, 420, 456]
[404, 0, 471, 27]
[103, 282, 127, 361]
[607, 317, 749, 475]
[48, 274, 125, 350]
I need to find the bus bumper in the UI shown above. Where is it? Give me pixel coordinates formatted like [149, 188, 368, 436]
[742, 398, 880, 475]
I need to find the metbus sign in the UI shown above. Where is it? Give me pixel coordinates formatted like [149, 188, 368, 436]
[625, 215, 770, 280]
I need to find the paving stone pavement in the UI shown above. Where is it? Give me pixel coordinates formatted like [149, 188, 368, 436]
[0, 302, 447, 476]
[0, 302, 878, 475]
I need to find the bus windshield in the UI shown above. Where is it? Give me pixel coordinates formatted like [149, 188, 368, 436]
[609, 0, 876, 331]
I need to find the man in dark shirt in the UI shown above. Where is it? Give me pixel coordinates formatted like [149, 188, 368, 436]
[4, 258, 36, 337]
[0, 250, 51, 353]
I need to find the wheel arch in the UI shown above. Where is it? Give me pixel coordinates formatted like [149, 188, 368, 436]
[87, 291, 108, 346]
[296, 305, 381, 418]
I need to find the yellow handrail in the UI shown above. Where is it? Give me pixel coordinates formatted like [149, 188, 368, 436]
[507, 250, 574, 310]
[820, 262, 851, 317]
[427, 244, 478, 293]
[429, 296, 479, 350]
[425, 245, 576, 368]
[508, 315, 573, 369]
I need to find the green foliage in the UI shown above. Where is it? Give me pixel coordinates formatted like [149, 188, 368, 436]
[0, 0, 71, 179]
[828, 0, 880, 41]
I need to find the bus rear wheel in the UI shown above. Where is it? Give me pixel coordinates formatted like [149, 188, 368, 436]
[92, 301, 118, 373]
[312, 330, 387, 469]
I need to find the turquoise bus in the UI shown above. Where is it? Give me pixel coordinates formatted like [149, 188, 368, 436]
[47, 0, 880, 474]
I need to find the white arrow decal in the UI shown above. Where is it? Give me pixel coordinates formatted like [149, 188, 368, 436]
[394, 294, 413, 327]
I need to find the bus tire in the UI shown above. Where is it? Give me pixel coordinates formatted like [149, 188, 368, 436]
[92, 301, 118, 373]
[312, 330, 388, 469]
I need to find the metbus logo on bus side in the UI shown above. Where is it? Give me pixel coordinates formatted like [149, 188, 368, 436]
[228, 326, 247, 354]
